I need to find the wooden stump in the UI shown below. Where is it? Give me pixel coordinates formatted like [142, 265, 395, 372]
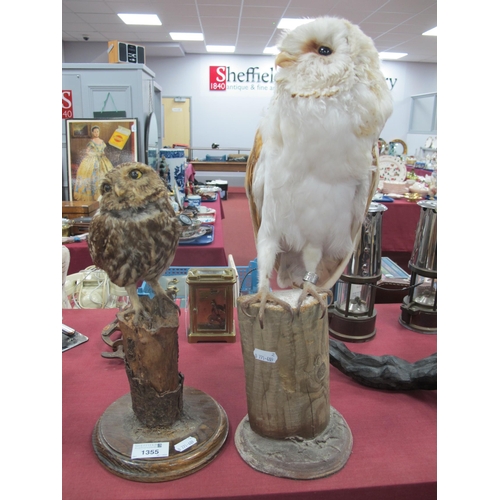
[117, 301, 182, 427]
[235, 289, 353, 479]
[92, 295, 229, 482]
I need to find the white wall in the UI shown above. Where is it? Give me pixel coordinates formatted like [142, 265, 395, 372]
[148, 54, 276, 155]
[62, 41, 437, 182]
[63, 42, 436, 150]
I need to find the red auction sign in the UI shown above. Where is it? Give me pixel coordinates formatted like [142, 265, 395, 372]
[62, 90, 73, 118]
[209, 66, 226, 91]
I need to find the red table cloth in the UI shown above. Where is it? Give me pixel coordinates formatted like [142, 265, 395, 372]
[380, 199, 422, 271]
[64, 196, 228, 275]
[62, 304, 436, 500]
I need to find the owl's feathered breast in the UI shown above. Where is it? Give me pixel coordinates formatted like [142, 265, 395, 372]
[88, 162, 181, 288]
[245, 16, 393, 289]
[89, 204, 180, 287]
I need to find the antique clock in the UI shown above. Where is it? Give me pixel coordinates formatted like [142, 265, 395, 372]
[186, 268, 237, 343]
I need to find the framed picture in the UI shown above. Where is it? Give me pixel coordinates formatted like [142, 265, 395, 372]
[66, 118, 138, 201]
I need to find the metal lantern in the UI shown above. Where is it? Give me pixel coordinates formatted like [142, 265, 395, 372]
[400, 200, 437, 333]
[329, 203, 387, 343]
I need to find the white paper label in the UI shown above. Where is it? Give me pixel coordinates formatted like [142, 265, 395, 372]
[253, 348, 278, 363]
[131, 442, 169, 459]
[174, 436, 197, 452]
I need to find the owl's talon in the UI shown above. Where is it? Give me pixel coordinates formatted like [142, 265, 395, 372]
[297, 283, 332, 319]
[240, 304, 253, 318]
[239, 289, 294, 328]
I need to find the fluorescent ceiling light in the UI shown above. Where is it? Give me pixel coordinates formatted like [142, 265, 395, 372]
[263, 46, 279, 55]
[118, 13, 161, 25]
[277, 18, 313, 30]
[170, 32, 204, 41]
[379, 52, 407, 60]
[422, 27, 437, 36]
[206, 45, 235, 53]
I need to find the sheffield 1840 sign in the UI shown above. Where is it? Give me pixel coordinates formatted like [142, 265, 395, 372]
[62, 90, 73, 119]
[209, 65, 275, 93]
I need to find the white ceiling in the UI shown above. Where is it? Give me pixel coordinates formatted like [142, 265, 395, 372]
[62, 0, 437, 63]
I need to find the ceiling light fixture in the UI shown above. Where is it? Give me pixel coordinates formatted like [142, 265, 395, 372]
[422, 27, 437, 36]
[277, 18, 313, 30]
[263, 46, 279, 55]
[206, 45, 235, 53]
[170, 32, 204, 41]
[118, 13, 161, 25]
[379, 52, 408, 60]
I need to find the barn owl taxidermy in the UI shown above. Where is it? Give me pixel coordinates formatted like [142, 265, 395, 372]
[88, 162, 181, 324]
[241, 16, 393, 327]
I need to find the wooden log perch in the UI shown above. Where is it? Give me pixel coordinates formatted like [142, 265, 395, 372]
[237, 290, 330, 440]
[116, 295, 183, 428]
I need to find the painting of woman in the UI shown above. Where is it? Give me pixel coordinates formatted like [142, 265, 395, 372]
[73, 126, 114, 201]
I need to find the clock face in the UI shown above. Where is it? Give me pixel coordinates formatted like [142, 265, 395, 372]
[192, 287, 228, 333]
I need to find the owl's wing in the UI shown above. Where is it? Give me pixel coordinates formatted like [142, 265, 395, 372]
[315, 144, 380, 290]
[245, 129, 263, 240]
[87, 215, 109, 267]
[247, 136, 380, 290]
[245, 129, 284, 275]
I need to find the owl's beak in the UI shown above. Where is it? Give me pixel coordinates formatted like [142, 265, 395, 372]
[275, 51, 296, 68]
[114, 185, 126, 198]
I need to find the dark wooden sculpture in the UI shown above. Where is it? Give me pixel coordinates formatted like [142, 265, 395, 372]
[329, 338, 437, 390]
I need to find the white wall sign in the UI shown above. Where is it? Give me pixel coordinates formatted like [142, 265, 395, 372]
[209, 65, 275, 94]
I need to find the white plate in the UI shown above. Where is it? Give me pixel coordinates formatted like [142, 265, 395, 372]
[197, 206, 216, 215]
[379, 155, 406, 182]
[196, 215, 215, 224]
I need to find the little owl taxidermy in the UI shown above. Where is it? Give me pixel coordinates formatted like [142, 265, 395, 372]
[241, 16, 393, 326]
[88, 162, 181, 324]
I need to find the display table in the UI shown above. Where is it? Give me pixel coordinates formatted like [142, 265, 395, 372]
[380, 198, 422, 271]
[64, 196, 228, 275]
[62, 304, 436, 500]
[407, 166, 435, 178]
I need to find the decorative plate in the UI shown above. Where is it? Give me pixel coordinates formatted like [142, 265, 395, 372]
[179, 225, 214, 246]
[196, 215, 216, 224]
[179, 227, 208, 241]
[379, 155, 406, 182]
[197, 206, 216, 215]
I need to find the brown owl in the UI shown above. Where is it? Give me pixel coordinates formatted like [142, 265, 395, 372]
[88, 162, 181, 323]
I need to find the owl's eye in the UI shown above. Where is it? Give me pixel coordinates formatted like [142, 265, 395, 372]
[318, 46, 332, 56]
[129, 169, 143, 180]
[102, 183, 111, 193]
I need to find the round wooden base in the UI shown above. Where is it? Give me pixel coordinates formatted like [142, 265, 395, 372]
[234, 406, 353, 480]
[92, 386, 228, 482]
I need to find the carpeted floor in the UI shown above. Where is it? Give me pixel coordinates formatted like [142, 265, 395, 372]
[220, 187, 257, 267]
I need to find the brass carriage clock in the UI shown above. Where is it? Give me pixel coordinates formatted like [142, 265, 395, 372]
[186, 268, 237, 343]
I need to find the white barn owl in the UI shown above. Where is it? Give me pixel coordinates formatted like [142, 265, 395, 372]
[241, 16, 393, 326]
